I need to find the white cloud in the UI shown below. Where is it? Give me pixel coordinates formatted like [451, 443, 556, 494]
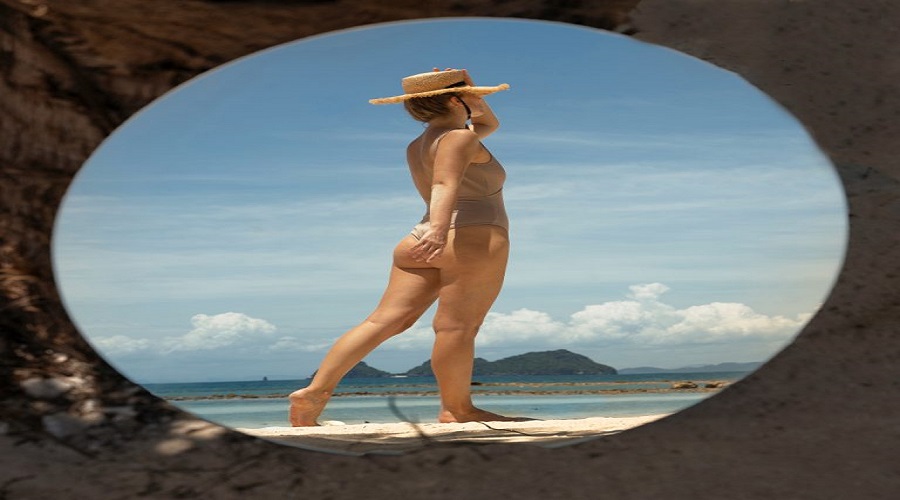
[269, 336, 333, 353]
[163, 312, 277, 352]
[372, 283, 809, 355]
[567, 300, 667, 343]
[664, 303, 814, 344]
[566, 298, 804, 346]
[482, 309, 563, 340]
[627, 283, 670, 301]
[378, 321, 435, 351]
[87, 286, 810, 372]
[91, 335, 151, 356]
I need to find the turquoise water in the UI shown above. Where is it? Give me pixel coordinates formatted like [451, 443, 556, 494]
[145, 372, 745, 428]
[178, 392, 710, 428]
[144, 372, 744, 398]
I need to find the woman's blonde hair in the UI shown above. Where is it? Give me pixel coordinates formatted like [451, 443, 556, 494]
[403, 93, 457, 123]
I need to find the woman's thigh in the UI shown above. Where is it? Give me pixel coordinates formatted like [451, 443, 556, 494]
[365, 262, 441, 326]
[432, 226, 510, 331]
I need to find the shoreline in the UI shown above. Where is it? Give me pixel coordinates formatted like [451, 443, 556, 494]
[241, 414, 670, 454]
[165, 383, 729, 402]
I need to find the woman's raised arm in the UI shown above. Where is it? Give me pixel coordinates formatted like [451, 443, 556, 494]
[460, 69, 499, 139]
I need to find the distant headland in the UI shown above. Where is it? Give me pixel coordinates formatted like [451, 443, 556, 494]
[333, 349, 617, 378]
[327, 350, 762, 379]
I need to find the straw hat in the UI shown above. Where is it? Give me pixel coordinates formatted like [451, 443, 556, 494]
[369, 69, 509, 105]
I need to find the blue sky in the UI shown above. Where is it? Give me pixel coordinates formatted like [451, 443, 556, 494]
[53, 18, 847, 383]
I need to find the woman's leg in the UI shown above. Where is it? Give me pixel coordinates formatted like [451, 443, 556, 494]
[429, 226, 517, 423]
[289, 243, 441, 426]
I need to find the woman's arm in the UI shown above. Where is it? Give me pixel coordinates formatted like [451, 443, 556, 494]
[431, 68, 501, 139]
[461, 69, 500, 139]
[470, 98, 500, 139]
[408, 129, 481, 263]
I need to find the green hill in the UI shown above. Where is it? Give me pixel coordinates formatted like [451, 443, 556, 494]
[310, 361, 392, 379]
[404, 350, 617, 376]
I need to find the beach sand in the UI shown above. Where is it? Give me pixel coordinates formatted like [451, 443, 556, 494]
[241, 414, 669, 454]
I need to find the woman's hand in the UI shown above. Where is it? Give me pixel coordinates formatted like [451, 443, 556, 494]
[408, 226, 449, 263]
[432, 67, 498, 138]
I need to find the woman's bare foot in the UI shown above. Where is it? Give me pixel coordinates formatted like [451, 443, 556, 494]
[288, 388, 330, 426]
[438, 406, 536, 423]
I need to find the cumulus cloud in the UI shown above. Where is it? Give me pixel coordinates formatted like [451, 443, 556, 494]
[379, 321, 435, 351]
[92, 312, 279, 358]
[92, 335, 151, 356]
[665, 302, 810, 343]
[163, 312, 277, 352]
[627, 283, 670, 301]
[490, 283, 808, 348]
[383, 283, 810, 352]
[269, 336, 333, 353]
[89, 286, 810, 364]
[481, 308, 564, 341]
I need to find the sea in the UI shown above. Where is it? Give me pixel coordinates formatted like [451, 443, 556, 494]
[144, 371, 748, 428]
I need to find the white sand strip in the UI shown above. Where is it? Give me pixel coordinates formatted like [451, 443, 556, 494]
[240, 415, 669, 454]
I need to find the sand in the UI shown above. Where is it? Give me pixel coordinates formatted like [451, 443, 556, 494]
[240, 414, 669, 455]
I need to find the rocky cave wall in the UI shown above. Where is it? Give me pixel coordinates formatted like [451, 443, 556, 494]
[1, 0, 898, 498]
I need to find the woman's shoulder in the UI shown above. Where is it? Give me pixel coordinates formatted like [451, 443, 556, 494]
[441, 127, 478, 139]
[435, 128, 480, 149]
[407, 134, 424, 151]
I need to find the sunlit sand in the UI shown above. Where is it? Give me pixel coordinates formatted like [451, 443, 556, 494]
[241, 414, 669, 454]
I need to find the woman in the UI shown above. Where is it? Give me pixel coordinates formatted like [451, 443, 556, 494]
[289, 68, 518, 426]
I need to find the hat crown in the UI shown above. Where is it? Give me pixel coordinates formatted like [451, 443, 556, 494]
[401, 70, 467, 94]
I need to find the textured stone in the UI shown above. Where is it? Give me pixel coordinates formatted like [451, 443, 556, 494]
[1, 0, 899, 499]
[20, 377, 77, 399]
[41, 412, 89, 439]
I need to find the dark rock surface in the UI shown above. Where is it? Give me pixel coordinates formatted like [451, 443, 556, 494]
[2, 0, 899, 498]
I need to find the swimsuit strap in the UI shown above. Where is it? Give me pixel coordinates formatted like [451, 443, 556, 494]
[428, 128, 481, 163]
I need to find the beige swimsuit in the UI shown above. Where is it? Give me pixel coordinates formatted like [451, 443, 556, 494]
[410, 132, 509, 239]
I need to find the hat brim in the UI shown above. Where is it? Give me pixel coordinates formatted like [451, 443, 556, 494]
[369, 83, 510, 105]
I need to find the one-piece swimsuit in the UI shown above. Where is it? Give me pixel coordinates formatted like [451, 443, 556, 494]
[410, 131, 508, 239]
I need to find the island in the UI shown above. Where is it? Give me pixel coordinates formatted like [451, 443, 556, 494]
[310, 361, 393, 379]
[311, 350, 618, 379]
[405, 349, 617, 376]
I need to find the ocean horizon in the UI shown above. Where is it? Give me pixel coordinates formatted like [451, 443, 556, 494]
[145, 371, 747, 428]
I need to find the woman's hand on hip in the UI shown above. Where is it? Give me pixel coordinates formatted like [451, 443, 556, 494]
[409, 228, 448, 263]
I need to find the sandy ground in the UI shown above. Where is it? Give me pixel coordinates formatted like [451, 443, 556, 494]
[240, 414, 669, 454]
